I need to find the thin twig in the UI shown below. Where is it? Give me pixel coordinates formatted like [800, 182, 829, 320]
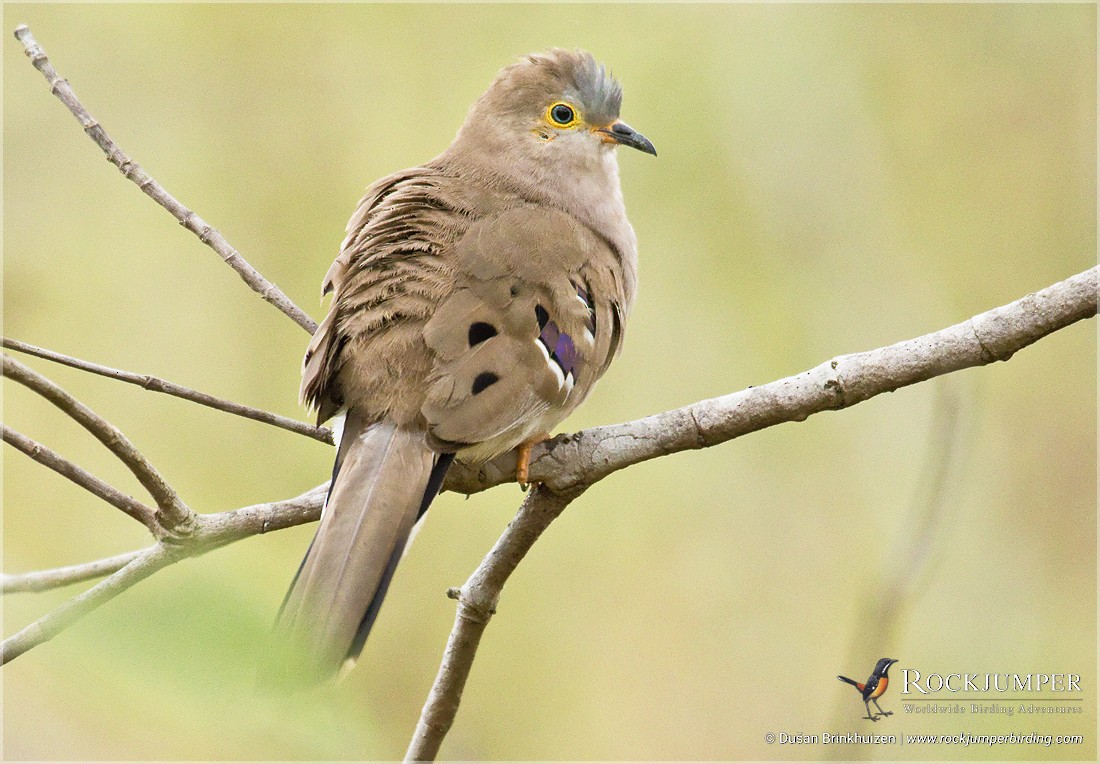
[2, 354, 195, 535]
[0, 544, 184, 665]
[1, 425, 158, 532]
[0, 486, 327, 663]
[0, 478, 323, 598]
[3, 337, 332, 444]
[12, 24, 317, 335]
[874, 380, 970, 633]
[2, 548, 150, 594]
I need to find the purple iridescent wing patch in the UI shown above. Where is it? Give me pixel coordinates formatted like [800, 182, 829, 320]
[554, 332, 577, 373]
[535, 302, 582, 378]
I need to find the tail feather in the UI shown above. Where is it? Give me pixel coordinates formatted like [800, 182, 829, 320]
[343, 452, 454, 667]
[837, 675, 862, 689]
[270, 415, 448, 685]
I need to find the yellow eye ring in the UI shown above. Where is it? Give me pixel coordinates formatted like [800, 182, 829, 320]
[547, 102, 579, 128]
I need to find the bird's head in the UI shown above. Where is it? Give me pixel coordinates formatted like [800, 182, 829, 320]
[876, 658, 899, 676]
[452, 49, 655, 175]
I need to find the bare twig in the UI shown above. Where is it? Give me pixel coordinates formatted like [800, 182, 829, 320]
[0, 485, 327, 663]
[1, 426, 157, 532]
[0, 485, 329, 598]
[3, 337, 332, 444]
[874, 381, 970, 634]
[2, 354, 195, 535]
[409, 265, 1098, 760]
[12, 24, 318, 335]
[2, 548, 150, 594]
[0, 544, 184, 665]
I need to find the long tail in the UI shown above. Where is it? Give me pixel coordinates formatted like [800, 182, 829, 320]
[837, 675, 862, 689]
[270, 415, 452, 685]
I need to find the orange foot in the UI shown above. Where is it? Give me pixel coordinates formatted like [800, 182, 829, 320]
[515, 432, 552, 488]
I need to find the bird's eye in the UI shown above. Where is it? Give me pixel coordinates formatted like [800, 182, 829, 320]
[548, 102, 577, 127]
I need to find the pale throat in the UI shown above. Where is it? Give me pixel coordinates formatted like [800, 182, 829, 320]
[549, 149, 632, 252]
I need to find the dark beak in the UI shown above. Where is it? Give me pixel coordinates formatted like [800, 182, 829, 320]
[598, 121, 656, 156]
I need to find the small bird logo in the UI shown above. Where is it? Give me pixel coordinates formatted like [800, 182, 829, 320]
[838, 658, 899, 721]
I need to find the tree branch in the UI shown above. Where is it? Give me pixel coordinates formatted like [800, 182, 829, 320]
[0, 544, 185, 665]
[406, 485, 577, 762]
[0, 485, 327, 663]
[2, 253, 1093, 704]
[443, 266, 1099, 496]
[408, 265, 1098, 760]
[1, 425, 158, 532]
[3, 337, 332, 444]
[2, 548, 150, 594]
[2, 354, 195, 536]
[12, 24, 317, 335]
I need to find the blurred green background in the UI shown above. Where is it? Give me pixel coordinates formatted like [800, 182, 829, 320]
[3, 4, 1095, 761]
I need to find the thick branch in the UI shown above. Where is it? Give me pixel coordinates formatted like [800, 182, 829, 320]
[1, 426, 157, 532]
[410, 265, 1097, 760]
[2, 354, 195, 535]
[3, 337, 331, 444]
[197, 484, 328, 545]
[12, 24, 317, 335]
[444, 266, 1099, 495]
[2, 549, 149, 594]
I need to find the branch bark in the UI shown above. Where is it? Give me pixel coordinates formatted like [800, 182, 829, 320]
[3, 354, 195, 536]
[3, 337, 332, 444]
[0, 486, 327, 663]
[12, 24, 317, 335]
[1, 426, 158, 531]
[2, 549, 150, 594]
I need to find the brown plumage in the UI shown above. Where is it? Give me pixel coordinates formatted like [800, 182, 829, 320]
[274, 49, 654, 683]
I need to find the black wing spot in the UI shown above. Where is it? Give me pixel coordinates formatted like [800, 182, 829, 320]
[468, 322, 498, 346]
[471, 372, 500, 395]
[535, 304, 550, 330]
